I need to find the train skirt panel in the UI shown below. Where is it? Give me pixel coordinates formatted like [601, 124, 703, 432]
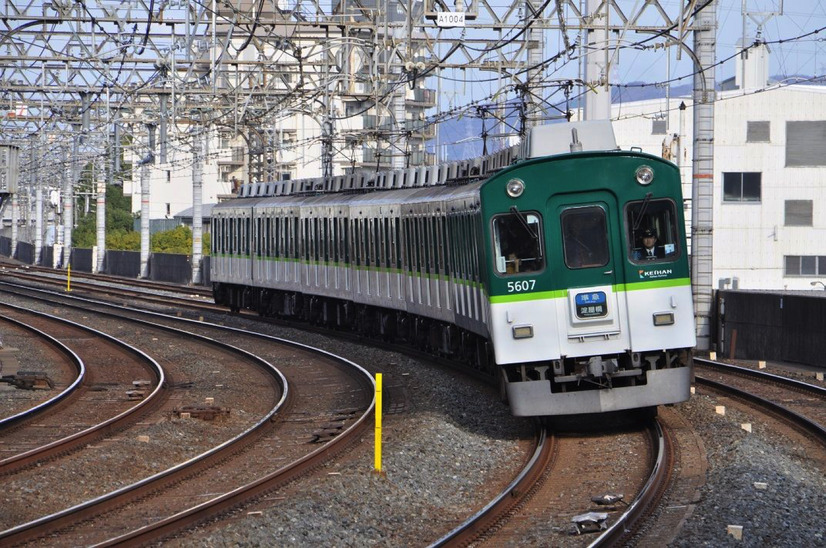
[506, 366, 692, 416]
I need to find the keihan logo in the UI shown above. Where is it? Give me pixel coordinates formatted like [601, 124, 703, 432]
[639, 268, 673, 279]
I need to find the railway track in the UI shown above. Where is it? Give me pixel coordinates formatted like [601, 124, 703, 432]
[0, 310, 84, 424]
[1, 266, 746, 546]
[0, 264, 220, 314]
[694, 358, 826, 446]
[0, 302, 164, 474]
[0, 283, 375, 545]
[0, 259, 212, 299]
[431, 420, 674, 547]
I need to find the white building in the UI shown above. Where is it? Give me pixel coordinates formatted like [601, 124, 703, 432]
[612, 45, 826, 291]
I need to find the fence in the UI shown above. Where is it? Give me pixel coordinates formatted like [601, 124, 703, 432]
[0, 237, 210, 287]
[715, 289, 826, 367]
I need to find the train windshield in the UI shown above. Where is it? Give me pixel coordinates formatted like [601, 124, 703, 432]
[561, 207, 609, 269]
[626, 198, 680, 263]
[492, 211, 544, 274]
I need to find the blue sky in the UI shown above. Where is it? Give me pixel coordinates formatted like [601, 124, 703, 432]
[616, 1, 826, 84]
[432, 1, 826, 156]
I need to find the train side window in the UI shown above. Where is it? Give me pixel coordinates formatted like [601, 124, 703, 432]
[394, 217, 401, 270]
[561, 207, 609, 269]
[436, 217, 440, 275]
[276, 215, 283, 258]
[625, 198, 680, 263]
[384, 218, 391, 269]
[424, 217, 432, 275]
[365, 218, 372, 266]
[343, 219, 350, 264]
[492, 211, 544, 275]
[255, 217, 262, 258]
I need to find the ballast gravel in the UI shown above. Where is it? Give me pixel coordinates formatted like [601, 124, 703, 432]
[2, 298, 824, 546]
[181, 318, 826, 547]
[670, 392, 825, 548]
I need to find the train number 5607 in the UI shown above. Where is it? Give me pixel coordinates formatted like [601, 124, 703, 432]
[507, 280, 536, 293]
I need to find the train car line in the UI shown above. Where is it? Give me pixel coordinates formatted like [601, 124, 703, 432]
[212, 120, 696, 418]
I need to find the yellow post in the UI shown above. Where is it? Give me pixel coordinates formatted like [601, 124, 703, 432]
[66, 263, 71, 292]
[374, 373, 382, 473]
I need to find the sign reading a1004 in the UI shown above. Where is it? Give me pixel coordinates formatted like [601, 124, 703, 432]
[436, 11, 465, 27]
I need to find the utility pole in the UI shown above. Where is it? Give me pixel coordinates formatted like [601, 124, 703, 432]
[691, 1, 718, 352]
[191, 125, 205, 285]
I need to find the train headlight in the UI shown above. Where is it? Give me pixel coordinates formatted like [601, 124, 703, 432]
[653, 312, 674, 326]
[635, 165, 654, 185]
[512, 325, 534, 339]
[506, 178, 525, 198]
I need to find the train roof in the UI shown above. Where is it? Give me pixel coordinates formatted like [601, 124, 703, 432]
[214, 179, 484, 212]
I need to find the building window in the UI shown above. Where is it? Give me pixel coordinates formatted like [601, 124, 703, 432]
[747, 121, 770, 142]
[166, 203, 171, 216]
[651, 120, 667, 135]
[785, 256, 826, 276]
[723, 172, 761, 202]
[166, 170, 171, 183]
[785, 200, 813, 226]
[786, 121, 826, 167]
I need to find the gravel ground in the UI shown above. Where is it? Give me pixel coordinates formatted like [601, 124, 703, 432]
[670, 391, 826, 548]
[2, 294, 824, 546]
[167, 321, 535, 547]
[175, 317, 826, 547]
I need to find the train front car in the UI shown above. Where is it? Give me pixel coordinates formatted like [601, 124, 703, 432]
[482, 125, 695, 417]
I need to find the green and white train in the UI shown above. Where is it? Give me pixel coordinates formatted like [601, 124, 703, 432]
[211, 121, 695, 417]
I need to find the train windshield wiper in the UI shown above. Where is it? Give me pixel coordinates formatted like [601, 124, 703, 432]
[632, 192, 654, 231]
[509, 205, 538, 240]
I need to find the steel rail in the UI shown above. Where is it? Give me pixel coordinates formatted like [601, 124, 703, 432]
[428, 425, 551, 547]
[0, 311, 86, 429]
[96, 350, 375, 546]
[695, 357, 826, 399]
[588, 419, 672, 547]
[0, 302, 165, 473]
[694, 377, 826, 446]
[0, 281, 375, 546]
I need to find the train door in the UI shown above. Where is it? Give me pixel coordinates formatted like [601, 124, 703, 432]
[548, 192, 629, 354]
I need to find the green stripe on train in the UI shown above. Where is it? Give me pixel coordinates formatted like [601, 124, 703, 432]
[489, 278, 690, 304]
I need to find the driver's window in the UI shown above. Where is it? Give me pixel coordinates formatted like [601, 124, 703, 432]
[492, 212, 544, 275]
[626, 198, 680, 263]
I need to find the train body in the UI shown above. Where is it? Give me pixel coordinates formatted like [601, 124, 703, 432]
[211, 121, 695, 417]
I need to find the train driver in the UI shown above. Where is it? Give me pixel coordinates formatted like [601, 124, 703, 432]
[634, 228, 665, 260]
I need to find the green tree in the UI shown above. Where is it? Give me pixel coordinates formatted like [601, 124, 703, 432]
[73, 184, 139, 249]
[72, 185, 210, 255]
[150, 225, 211, 256]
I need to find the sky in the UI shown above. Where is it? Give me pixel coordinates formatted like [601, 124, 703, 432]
[432, 1, 826, 156]
[616, 0, 826, 84]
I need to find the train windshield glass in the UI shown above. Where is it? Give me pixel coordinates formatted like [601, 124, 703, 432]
[492, 211, 544, 275]
[561, 207, 610, 269]
[626, 198, 680, 263]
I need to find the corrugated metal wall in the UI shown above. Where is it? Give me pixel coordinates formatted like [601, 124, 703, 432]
[716, 290, 826, 366]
